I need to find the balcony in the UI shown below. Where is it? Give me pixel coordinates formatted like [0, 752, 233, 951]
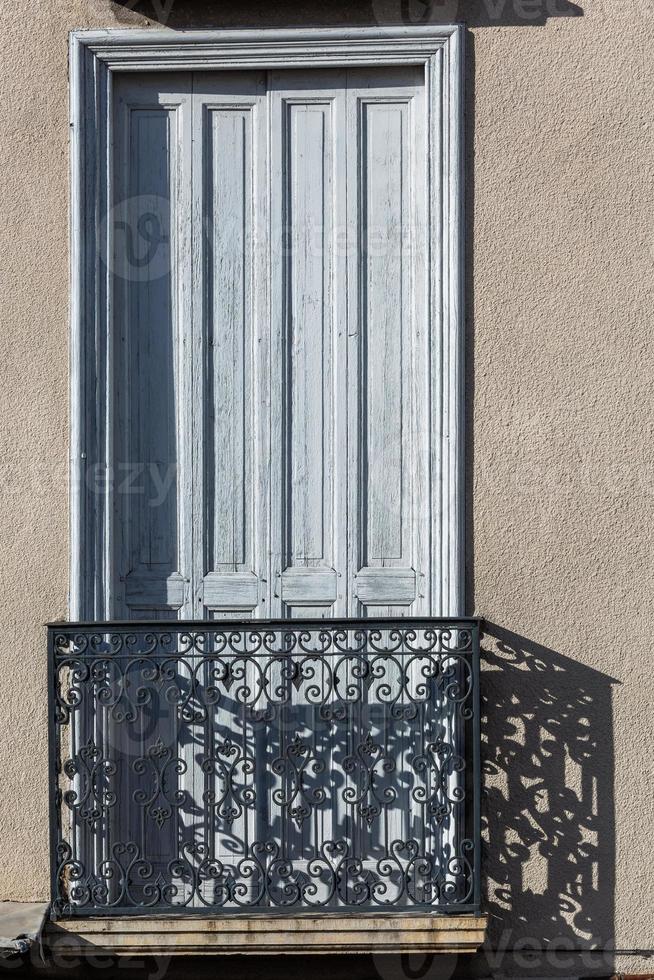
[48, 618, 482, 949]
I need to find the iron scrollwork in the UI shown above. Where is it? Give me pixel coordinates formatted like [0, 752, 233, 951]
[49, 618, 480, 915]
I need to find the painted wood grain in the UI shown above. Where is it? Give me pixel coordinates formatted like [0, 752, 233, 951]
[112, 73, 194, 619]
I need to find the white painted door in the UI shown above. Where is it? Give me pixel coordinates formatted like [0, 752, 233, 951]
[111, 66, 432, 621]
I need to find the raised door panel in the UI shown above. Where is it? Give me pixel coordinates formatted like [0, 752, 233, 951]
[192, 73, 269, 619]
[112, 74, 194, 619]
[269, 72, 348, 617]
[345, 68, 429, 615]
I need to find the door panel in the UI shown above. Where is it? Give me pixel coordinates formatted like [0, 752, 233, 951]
[345, 69, 429, 616]
[269, 71, 348, 617]
[192, 73, 269, 619]
[112, 74, 194, 619]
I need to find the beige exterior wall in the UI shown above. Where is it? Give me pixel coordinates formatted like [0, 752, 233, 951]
[0, 0, 652, 974]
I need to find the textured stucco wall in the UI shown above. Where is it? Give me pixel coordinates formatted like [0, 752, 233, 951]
[0, 0, 652, 975]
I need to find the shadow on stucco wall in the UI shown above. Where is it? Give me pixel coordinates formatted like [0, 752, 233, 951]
[107, 0, 582, 30]
[478, 622, 618, 977]
[458, 24, 614, 975]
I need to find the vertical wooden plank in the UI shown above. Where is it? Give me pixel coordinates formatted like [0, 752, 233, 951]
[269, 71, 347, 618]
[410, 73, 430, 619]
[192, 72, 268, 618]
[207, 108, 250, 571]
[362, 99, 407, 565]
[345, 67, 426, 616]
[111, 73, 193, 619]
[286, 102, 331, 568]
[446, 30, 465, 619]
[70, 38, 103, 620]
[429, 32, 465, 619]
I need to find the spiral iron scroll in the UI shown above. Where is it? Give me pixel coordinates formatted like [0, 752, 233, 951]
[51, 621, 478, 914]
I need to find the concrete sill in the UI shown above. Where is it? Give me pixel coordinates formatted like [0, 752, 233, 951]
[46, 913, 488, 956]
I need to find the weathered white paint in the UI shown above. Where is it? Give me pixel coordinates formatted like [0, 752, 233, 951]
[112, 73, 194, 619]
[191, 72, 269, 619]
[269, 71, 343, 617]
[108, 66, 440, 618]
[69, 27, 464, 621]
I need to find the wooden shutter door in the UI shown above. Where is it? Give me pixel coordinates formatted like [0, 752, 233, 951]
[267, 66, 429, 618]
[110, 66, 433, 623]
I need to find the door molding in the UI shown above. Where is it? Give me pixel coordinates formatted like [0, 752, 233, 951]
[69, 26, 465, 619]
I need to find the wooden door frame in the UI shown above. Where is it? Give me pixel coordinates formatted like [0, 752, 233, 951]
[69, 25, 465, 620]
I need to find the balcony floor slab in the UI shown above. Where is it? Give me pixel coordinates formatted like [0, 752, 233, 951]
[46, 913, 488, 956]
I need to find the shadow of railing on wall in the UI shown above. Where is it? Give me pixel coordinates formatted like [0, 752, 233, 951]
[480, 622, 617, 975]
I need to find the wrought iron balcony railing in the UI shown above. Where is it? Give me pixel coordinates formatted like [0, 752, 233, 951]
[48, 619, 480, 917]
